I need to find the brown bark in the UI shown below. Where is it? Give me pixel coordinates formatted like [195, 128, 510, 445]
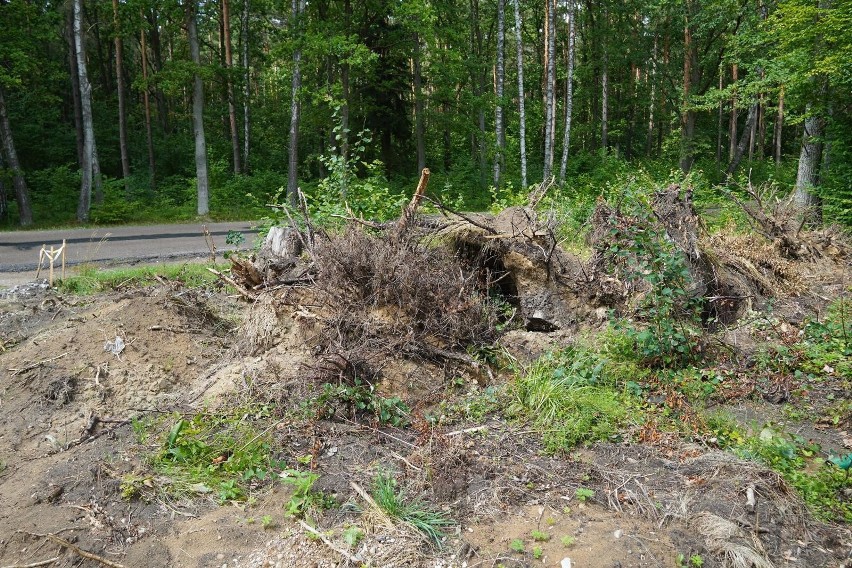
[222, 0, 241, 174]
[773, 86, 784, 164]
[66, 3, 84, 167]
[0, 86, 33, 226]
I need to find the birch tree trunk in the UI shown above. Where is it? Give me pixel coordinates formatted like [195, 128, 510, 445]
[0, 86, 33, 226]
[728, 64, 738, 161]
[242, 0, 251, 172]
[287, 0, 307, 207]
[186, 0, 210, 216]
[0, 151, 6, 221]
[558, 2, 576, 185]
[646, 36, 656, 155]
[65, 3, 84, 167]
[793, 110, 823, 219]
[140, 24, 156, 190]
[112, 0, 130, 192]
[511, 0, 527, 189]
[773, 86, 784, 165]
[543, 0, 556, 180]
[222, 0, 241, 174]
[493, 0, 505, 188]
[73, 0, 95, 222]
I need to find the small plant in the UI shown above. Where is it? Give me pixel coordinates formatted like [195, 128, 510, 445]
[342, 526, 364, 547]
[310, 381, 411, 427]
[532, 546, 543, 559]
[575, 487, 595, 502]
[261, 515, 275, 529]
[281, 469, 332, 518]
[509, 539, 525, 553]
[531, 529, 550, 542]
[371, 472, 453, 547]
[690, 554, 704, 567]
[560, 535, 576, 547]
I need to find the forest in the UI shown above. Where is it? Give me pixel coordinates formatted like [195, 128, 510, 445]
[0, 0, 850, 229]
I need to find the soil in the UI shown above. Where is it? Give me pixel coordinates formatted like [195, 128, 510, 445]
[1, 280, 850, 568]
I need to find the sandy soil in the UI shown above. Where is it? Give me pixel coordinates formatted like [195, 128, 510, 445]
[0, 282, 849, 568]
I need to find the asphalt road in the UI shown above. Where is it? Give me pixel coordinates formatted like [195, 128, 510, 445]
[0, 221, 259, 286]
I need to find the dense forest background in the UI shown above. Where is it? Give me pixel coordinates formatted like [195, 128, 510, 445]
[0, 0, 849, 229]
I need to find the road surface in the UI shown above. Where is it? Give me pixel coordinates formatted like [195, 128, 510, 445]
[0, 221, 260, 287]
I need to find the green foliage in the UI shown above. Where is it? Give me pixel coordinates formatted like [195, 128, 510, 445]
[800, 297, 851, 378]
[309, 381, 411, 427]
[371, 471, 453, 547]
[139, 410, 275, 504]
[575, 487, 595, 502]
[509, 539, 525, 553]
[560, 535, 576, 547]
[280, 469, 333, 518]
[509, 347, 638, 451]
[532, 546, 543, 559]
[530, 529, 550, 542]
[342, 526, 364, 547]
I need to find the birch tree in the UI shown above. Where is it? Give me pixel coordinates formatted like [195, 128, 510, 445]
[186, 0, 210, 216]
[511, 0, 527, 188]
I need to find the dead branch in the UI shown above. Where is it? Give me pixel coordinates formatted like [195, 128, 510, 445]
[395, 168, 430, 238]
[9, 353, 68, 376]
[21, 533, 127, 568]
[422, 195, 497, 235]
[206, 267, 257, 299]
[0, 557, 61, 568]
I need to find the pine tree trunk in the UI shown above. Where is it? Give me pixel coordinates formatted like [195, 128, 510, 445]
[148, 9, 170, 133]
[679, 16, 693, 173]
[511, 0, 527, 188]
[140, 24, 156, 190]
[493, 0, 505, 188]
[0, 151, 6, 222]
[241, 0, 251, 172]
[186, 0, 209, 216]
[773, 86, 784, 165]
[112, 0, 130, 192]
[558, 1, 576, 185]
[74, 0, 95, 222]
[413, 32, 426, 174]
[601, 43, 608, 152]
[716, 70, 724, 166]
[287, 0, 307, 207]
[222, 0, 241, 174]
[0, 86, 33, 226]
[793, 110, 823, 219]
[646, 36, 657, 156]
[543, 0, 556, 180]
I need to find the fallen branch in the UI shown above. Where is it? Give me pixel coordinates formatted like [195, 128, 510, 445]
[0, 557, 61, 568]
[206, 267, 256, 299]
[350, 482, 396, 530]
[9, 353, 68, 376]
[20, 533, 125, 568]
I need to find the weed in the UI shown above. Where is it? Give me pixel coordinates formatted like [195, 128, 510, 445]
[309, 381, 411, 427]
[532, 546, 543, 559]
[530, 529, 550, 542]
[342, 526, 364, 547]
[58, 262, 226, 295]
[137, 410, 274, 503]
[509, 539, 525, 553]
[575, 487, 595, 502]
[560, 535, 576, 547]
[371, 472, 453, 547]
[509, 349, 637, 451]
[280, 469, 333, 518]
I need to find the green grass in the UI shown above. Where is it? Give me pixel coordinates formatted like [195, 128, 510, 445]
[127, 409, 276, 504]
[508, 344, 640, 452]
[371, 472, 453, 547]
[57, 262, 227, 294]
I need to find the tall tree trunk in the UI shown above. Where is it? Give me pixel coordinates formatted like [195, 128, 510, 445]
[793, 110, 823, 219]
[601, 43, 608, 151]
[646, 36, 657, 156]
[512, 0, 527, 188]
[716, 70, 724, 166]
[413, 32, 426, 174]
[140, 24, 156, 190]
[148, 9, 170, 133]
[287, 0, 307, 206]
[679, 13, 694, 173]
[728, 64, 738, 161]
[92, 140, 103, 204]
[66, 3, 84, 167]
[186, 0, 210, 216]
[493, 0, 505, 188]
[543, 0, 556, 180]
[471, 0, 487, 188]
[773, 86, 784, 165]
[726, 102, 757, 177]
[241, 0, 251, 172]
[340, 0, 350, 169]
[222, 0, 241, 174]
[558, 1, 576, 184]
[112, 0, 131, 192]
[74, 0, 95, 222]
[0, 87, 33, 226]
